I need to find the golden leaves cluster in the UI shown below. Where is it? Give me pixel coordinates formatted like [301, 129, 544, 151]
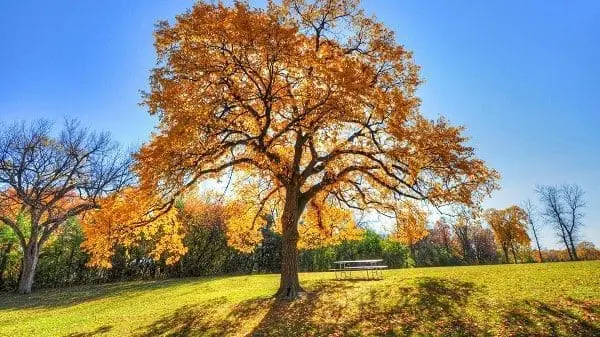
[224, 199, 265, 253]
[390, 200, 429, 246]
[485, 206, 531, 251]
[299, 194, 364, 249]
[221, 181, 364, 251]
[82, 188, 186, 268]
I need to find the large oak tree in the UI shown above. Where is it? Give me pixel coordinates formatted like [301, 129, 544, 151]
[88, 0, 498, 299]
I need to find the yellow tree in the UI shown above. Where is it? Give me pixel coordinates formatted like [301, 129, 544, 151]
[391, 200, 429, 258]
[89, 0, 498, 299]
[81, 187, 187, 268]
[486, 206, 530, 263]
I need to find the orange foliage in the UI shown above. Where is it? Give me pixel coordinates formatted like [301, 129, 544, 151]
[137, 0, 497, 209]
[486, 206, 530, 259]
[180, 194, 228, 230]
[83, 0, 499, 271]
[391, 200, 429, 247]
[0, 188, 91, 228]
[223, 198, 266, 253]
[221, 181, 364, 251]
[82, 188, 186, 268]
[298, 195, 364, 249]
[0, 188, 23, 221]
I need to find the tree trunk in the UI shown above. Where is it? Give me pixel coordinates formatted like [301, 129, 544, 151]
[460, 240, 472, 264]
[502, 245, 509, 264]
[568, 234, 578, 261]
[536, 244, 543, 263]
[510, 244, 518, 264]
[275, 186, 305, 300]
[531, 227, 543, 263]
[559, 227, 574, 261]
[18, 242, 39, 294]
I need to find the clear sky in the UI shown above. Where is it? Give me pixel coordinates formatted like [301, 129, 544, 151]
[0, 1, 598, 248]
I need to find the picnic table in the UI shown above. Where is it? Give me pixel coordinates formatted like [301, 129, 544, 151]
[330, 259, 387, 280]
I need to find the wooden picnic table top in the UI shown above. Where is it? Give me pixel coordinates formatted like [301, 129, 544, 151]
[344, 265, 388, 269]
[333, 259, 383, 264]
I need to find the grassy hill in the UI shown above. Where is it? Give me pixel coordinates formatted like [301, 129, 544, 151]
[1, 261, 599, 337]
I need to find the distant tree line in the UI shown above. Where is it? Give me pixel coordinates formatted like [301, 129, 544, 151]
[1, 191, 599, 291]
[0, 197, 410, 291]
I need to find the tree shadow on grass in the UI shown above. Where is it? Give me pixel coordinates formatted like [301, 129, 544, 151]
[133, 277, 485, 337]
[242, 277, 486, 337]
[64, 325, 112, 337]
[501, 298, 600, 337]
[131, 277, 600, 337]
[133, 297, 232, 337]
[0, 276, 225, 310]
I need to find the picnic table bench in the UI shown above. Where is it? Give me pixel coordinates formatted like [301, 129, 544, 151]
[330, 259, 387, 280]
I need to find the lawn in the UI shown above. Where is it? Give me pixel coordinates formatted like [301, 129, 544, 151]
[1, 261, 599, 337]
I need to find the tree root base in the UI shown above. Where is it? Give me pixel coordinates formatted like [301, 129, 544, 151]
[275, 286, 306, 300]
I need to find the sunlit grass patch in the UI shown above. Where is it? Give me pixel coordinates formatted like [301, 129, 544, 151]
[1, 261, 599, 336]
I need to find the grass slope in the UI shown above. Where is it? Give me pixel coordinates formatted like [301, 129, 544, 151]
[1, 261, 599, 337]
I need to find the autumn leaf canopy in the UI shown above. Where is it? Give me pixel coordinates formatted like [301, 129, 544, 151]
[83, 0, 499, 267]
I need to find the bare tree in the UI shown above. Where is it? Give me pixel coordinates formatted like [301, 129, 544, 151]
[537, 184, 585, 261]
[561, 184, 585, 260]
[523, 199, 543, 262]
[537, 185, 572, 259]
[0, 120, 132, 293]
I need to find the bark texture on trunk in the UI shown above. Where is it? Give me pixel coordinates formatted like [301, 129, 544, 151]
[559, 227, 574, 261]
[275, 187, 305, 300]
[568, 235, 578, 261]
[18, 242, 39, 294]
[531, 226, 543, 263]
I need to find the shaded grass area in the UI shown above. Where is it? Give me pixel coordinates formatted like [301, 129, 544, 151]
[1, 261, 599, 336]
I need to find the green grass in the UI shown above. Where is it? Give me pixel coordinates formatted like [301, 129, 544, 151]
[1, 261, 599, 336]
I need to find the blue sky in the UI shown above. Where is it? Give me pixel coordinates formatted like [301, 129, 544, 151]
[0, 1, 598, 248]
